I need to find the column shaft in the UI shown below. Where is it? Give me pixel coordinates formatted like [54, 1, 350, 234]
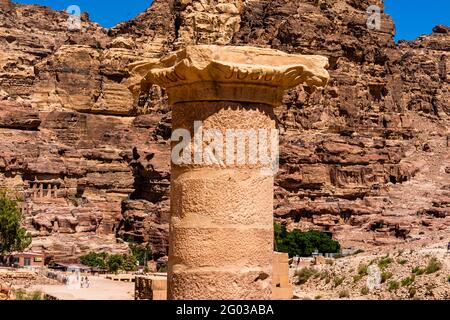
[168, 101, 275, 300]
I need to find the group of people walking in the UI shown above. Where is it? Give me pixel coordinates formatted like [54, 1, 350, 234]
[81, 276, 90, 288]
[61, 274, 90, 289]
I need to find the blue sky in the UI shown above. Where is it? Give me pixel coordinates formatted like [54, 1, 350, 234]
[385, 0, 450, 41]
[12, 0, 153, 28]
[13, 0, 450, 41]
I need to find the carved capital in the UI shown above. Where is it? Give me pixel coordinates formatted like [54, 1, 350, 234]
[142, 45, 330, 105]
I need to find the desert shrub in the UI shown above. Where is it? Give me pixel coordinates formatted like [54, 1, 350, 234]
[314, 295, 322, 300]
[378, 256, 393, 270]
[425, 258, 442, 274]
[318, 271, 328, 280]
[381, 271, 393, 283]
[388, 280, 400, 291]
[14, 289, 44, 300]
[295, 267, 317, 285]
[353, 274, 363, 283]
[412, 266, 425, 275]
[338, 290, 350, 298]
[397, 259, 408, 265]
[357, 263, 368, 276]
[13, 289, 26, 300]
[353, 263, 369, 282]
[274, 223, 340, 257]
[447, 275, 450, 283]
[360, 286, 370, 295]
[401, 275, 415, 287]
[368, 258, 378, 265]
[333, 276, 345, 287]
[30, 290, 43, 300]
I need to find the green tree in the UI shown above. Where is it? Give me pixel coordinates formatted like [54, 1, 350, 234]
[79, 252, 107, 269]
[274, 223, 340, 257]
[107, 254, 124, 274]
[80, 251, 140, 272]
[0, 191, 32, 255]
[122, 254, 137, 271]
[129, 241, 152, 266]
[274, 222, 288, 252]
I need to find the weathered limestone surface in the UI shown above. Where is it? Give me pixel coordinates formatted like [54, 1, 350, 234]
[0, 0, 448, 262]
[146, 45, 328, 299]
[174, 0, 244, 47]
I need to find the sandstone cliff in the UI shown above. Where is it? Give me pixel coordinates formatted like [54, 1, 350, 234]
[0, 0, 448, 261]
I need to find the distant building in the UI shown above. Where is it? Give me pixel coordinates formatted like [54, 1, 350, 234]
[8, 252, 45, 268]
[50, 262, 91, 273]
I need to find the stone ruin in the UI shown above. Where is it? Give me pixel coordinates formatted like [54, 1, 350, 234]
[272, 252, 294, 300]
[135, 274, 168, 300]
[137, 45, 329, 299]
[134, 252, 293, 300]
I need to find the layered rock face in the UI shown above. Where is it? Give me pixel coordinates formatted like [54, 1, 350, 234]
[173, 0, 244, 47]
[0, 0, 173, 261]
[0, 0, 448, 261]
[231, 0, 449, 247]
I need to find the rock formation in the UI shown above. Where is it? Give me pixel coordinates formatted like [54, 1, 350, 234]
[173, 0, 244, 47]
[0, 0, 448, 261]
[0, 0, 172, 261]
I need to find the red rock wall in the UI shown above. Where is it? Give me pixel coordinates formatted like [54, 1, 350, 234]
[0, 0, 448, 260]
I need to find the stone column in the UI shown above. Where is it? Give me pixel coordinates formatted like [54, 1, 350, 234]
[145, 45, 329, 300]
[39, 183, 44, 198]
[32, 183, 37, 198]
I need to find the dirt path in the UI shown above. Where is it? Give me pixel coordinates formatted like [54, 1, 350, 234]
[30, 276, 134, 300]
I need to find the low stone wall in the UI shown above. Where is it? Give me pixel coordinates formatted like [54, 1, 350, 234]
[135, 255, 294, 300]
[272, 252, 293, 300]
[134, 274, 167, 300]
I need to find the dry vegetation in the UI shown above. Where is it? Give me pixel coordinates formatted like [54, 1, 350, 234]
[292, 241, 450, 300]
